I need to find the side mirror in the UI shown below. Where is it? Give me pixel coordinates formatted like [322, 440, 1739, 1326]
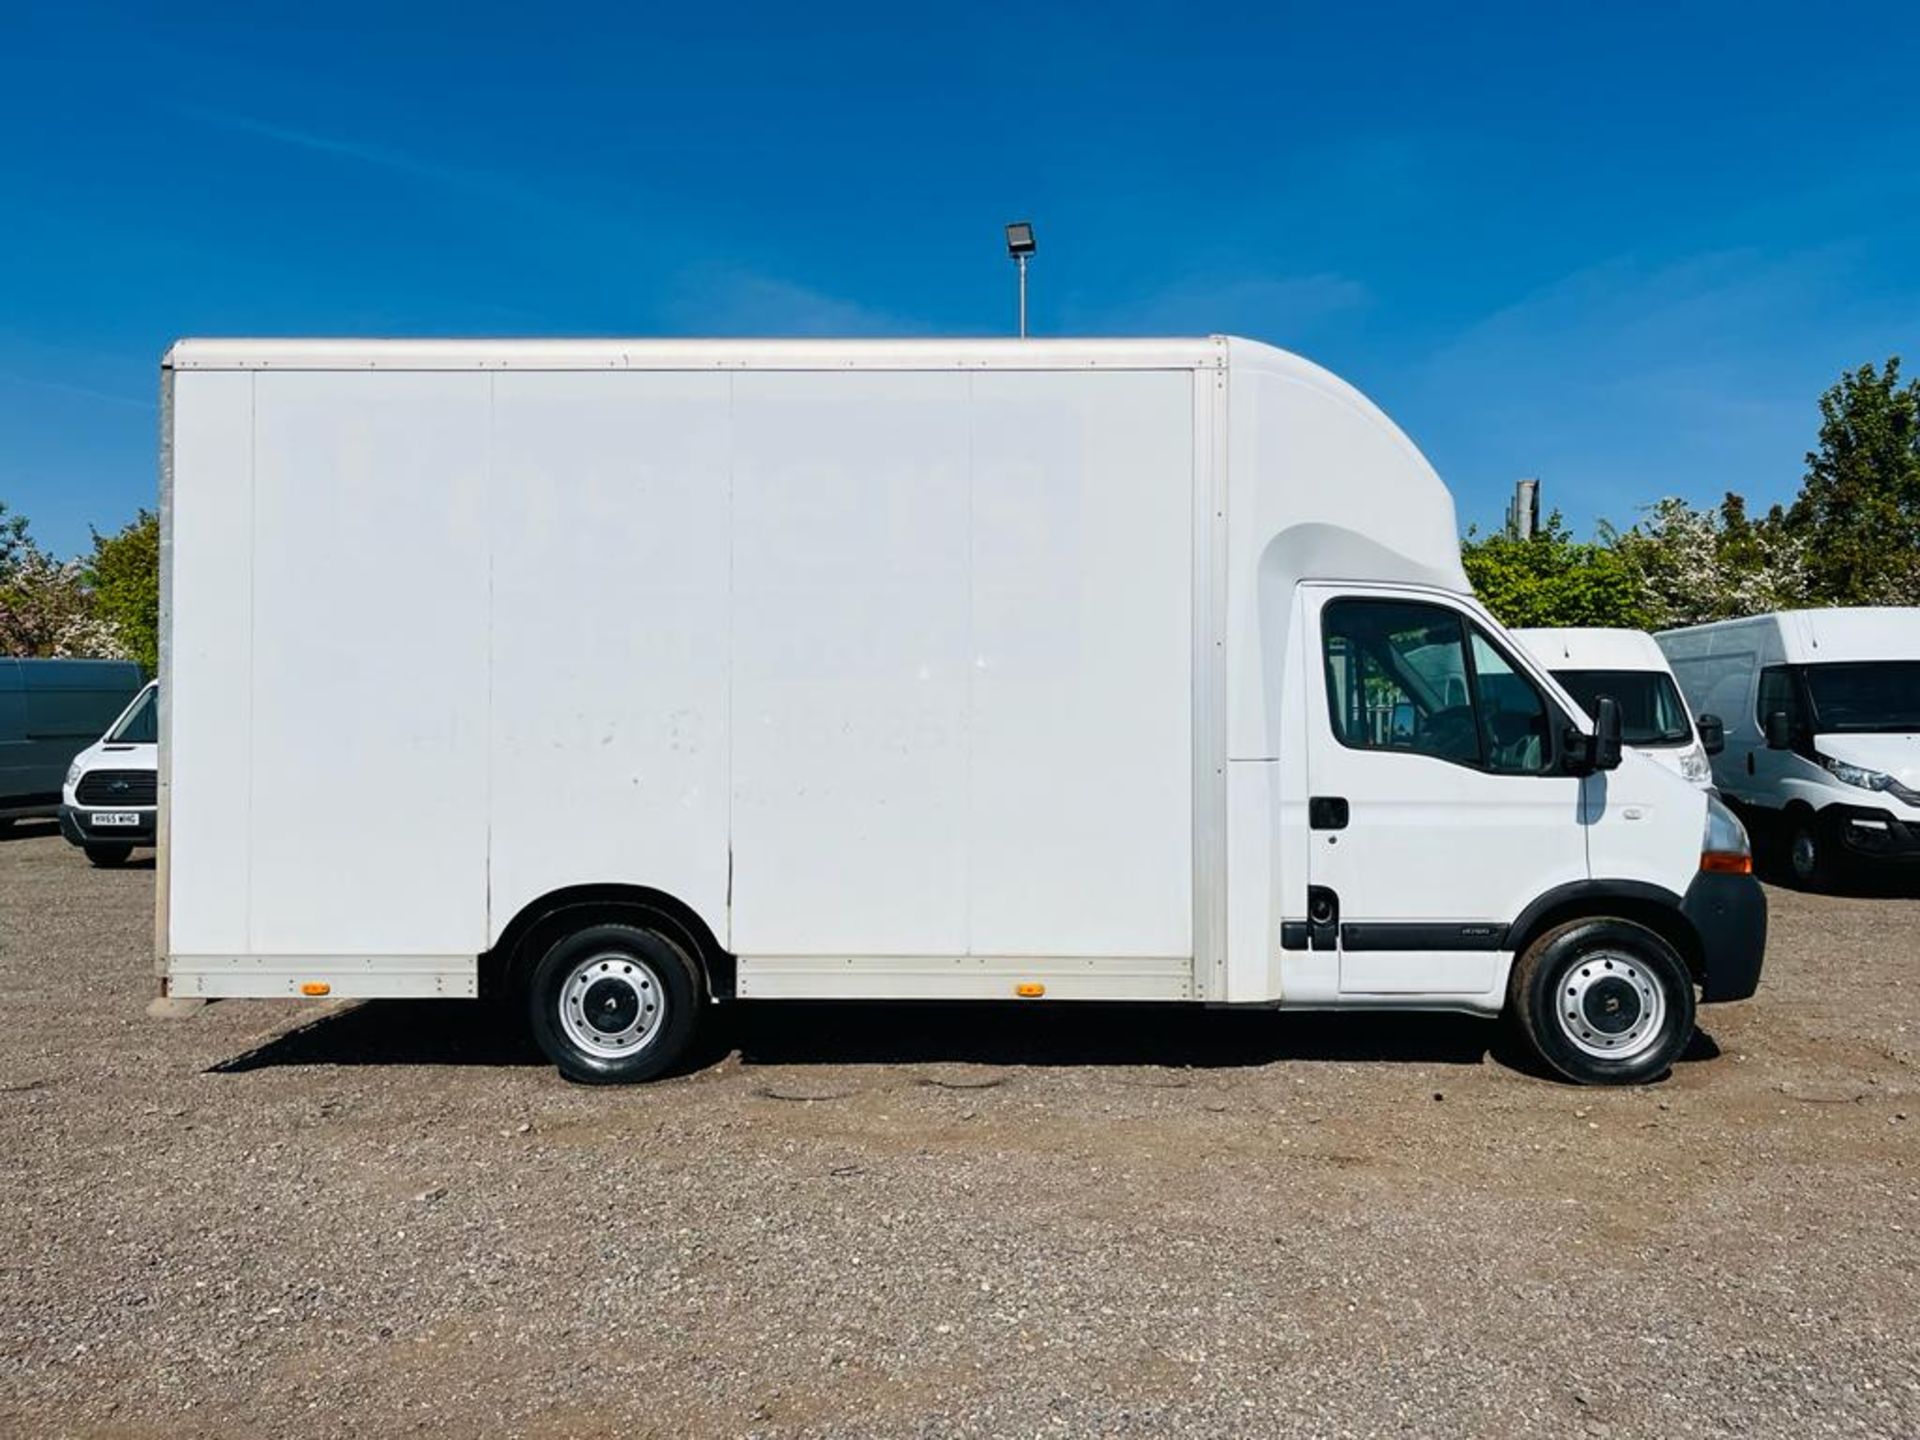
[1592, 694, 1624, 772]
[1696, 712, 1725, 757]
[1764, 709, 1793, 751]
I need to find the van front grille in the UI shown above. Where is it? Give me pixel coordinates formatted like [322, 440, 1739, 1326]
[75, 770, 156, 806]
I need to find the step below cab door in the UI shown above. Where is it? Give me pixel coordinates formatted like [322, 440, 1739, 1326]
[1302, 586, 1590, 994]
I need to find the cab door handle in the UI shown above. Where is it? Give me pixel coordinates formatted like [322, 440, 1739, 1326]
[1309, 796, 1349, 830]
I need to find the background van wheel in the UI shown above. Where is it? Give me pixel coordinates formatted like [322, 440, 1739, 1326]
[526, 922, 701, 1084]
[1510, 918, 1696, 1085]
[1786, 809, 1837, 890]
[85, 843, 133, 868]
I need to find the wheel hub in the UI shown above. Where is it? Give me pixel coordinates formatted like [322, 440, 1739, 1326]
[558, 952, 665, 1059]
[1557, 951, 1666, 1061]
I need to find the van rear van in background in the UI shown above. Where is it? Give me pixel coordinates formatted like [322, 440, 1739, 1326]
[0, 659, 145, 828]
[1515, 628, 1719, 790]
[1659, 608, 1920, 887]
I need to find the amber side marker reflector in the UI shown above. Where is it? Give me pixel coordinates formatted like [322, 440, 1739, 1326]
[1700, 852, 1752, 875]
[1015, 982, 1046, 998]
[300, 982, 332, 997]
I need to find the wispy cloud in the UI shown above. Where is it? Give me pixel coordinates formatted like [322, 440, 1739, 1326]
[1407, 244, 1896, 529]
[661, 265, 918, 337]
[0, 369, 152, 411]
[176, 104, 562, 214]
[1081, 271, 1369, 340]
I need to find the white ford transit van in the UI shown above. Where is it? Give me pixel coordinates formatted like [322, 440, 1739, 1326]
[1659, 608, 1920, 887]
[158, 336, 1766, 1086]
[1515, 628, 1719, 790]
[61, 680, 158, 867]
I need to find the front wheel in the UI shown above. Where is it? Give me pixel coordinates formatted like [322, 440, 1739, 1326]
[526, 922, 701, 1084]
[85, 843, 133, 868]
[1786, 810, 1838, 890]
[1510, 918, 1697, 1085]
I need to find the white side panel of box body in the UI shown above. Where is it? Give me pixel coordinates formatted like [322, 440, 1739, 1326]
[246, 372, 492, 955]
[164, 371, 255, 957]
[728, 371, 974, 955]
[487, 372, 734, 947]
[960, 370, 1194, 956]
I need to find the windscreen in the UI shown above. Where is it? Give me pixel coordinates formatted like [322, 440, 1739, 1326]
[107, 686, 157, 744]
[1802, 662, 1920, 734]
[1553, 668, 1691, 747]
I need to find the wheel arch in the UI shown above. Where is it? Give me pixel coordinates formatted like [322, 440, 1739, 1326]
[483, 884, 734, 1002]
[1507, 880, 1704, 988]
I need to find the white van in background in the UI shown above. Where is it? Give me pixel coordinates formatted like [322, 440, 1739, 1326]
[159, 335, 1767, 1087]
[1658, 608, 1920, 888]
[1514, 629, 1719, 790]
[61, 681, 158, 867]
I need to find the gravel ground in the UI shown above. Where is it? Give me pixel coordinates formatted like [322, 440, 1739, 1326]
[1, 823, 1916, 1439]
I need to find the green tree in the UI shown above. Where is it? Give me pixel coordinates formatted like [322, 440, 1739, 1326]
[1787, 357, 1920, 605]
[0, 500, 31, 572]
[0, 500, 135, 660]
[1461, 511, 1653, 629]
[86, 509, 160, 672]
[1605, 494, 1806, 628]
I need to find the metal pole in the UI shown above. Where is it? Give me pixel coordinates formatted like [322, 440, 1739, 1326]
[1017, 253, 1028, 338]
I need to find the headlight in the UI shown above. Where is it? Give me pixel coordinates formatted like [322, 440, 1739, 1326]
[1678, 743, 1712, 785]
[1817, 753, 1893, 791]
[65, 758, 83, 788]
[1701, 793, 1751, 874]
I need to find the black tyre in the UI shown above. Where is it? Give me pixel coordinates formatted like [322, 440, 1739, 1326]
[85, 843, 134, 868]
[526, 922, 701, 1084]
[1510, 918, 1697, 1086]
[1786, 808, 1838, 890]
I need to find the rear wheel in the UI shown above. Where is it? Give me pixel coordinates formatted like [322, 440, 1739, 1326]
[525, 922, 701, 1083]
[1510, 918, 1696, 1086]
[85, 843, 133, 868]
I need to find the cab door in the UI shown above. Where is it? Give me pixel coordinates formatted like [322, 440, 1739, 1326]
[1302, 586, 1589, 994]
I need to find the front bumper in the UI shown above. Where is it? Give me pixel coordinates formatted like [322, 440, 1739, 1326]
[59, 805, 157, 847]
[1680, 867, 1767, 1003]
[1828, 804, 1920, 863]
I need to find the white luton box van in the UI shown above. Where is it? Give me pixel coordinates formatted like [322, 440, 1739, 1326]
[159, 336, 1765, 1086]
[1659, 607, 1920, 888]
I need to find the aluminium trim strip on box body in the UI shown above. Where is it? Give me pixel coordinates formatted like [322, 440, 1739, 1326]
[167, 954, 478, 999]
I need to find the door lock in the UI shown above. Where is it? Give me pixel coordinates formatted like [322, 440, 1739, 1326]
[1307, 885, 1340, 950]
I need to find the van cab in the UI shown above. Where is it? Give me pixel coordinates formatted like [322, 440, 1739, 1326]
[1658, 608, 1920, 887]
[60, 680, 157, 867]
[1514, 628, 1720, 790]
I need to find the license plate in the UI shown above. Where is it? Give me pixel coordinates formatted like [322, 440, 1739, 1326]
[92, 812, 142, 827]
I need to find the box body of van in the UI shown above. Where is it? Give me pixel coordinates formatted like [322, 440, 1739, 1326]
[1514, 628, 1716, 789]
[0, 658, 144, 824]
[159, 336, 1764, 1084]
[1659, 608, 1920, 885]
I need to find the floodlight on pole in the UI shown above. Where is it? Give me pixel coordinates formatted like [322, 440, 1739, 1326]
[1004, 221, 1036, 337]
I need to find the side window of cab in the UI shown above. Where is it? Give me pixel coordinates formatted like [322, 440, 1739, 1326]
[1321, 598, 1554, 775]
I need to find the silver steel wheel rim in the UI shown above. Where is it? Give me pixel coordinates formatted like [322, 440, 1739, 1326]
[1791, 828, 1818, 881]
[558, 951, 666, 1060]
[1556, 950, 1667, 1061]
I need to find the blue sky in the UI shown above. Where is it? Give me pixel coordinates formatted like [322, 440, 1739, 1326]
[3, 1, 1916, 555]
